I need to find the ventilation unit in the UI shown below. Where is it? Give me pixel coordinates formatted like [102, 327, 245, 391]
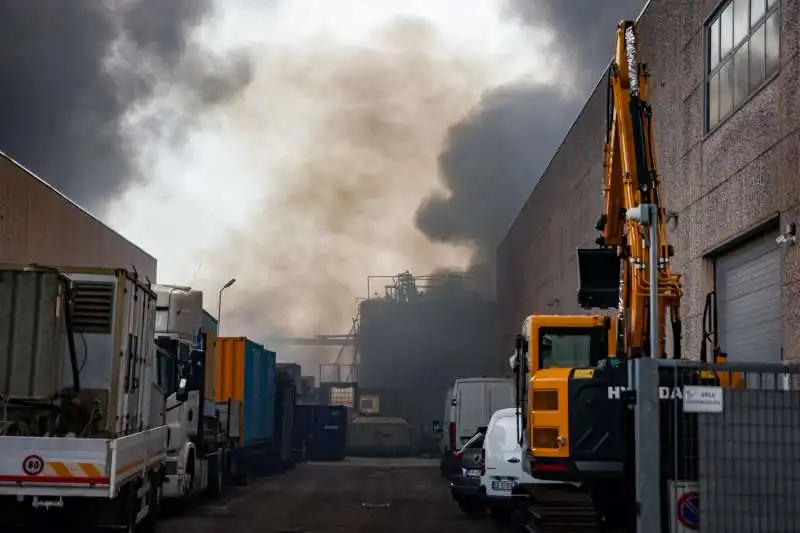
[71, 281, 115, 334]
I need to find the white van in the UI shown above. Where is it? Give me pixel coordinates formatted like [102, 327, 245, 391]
[437, 378, 515, 478]
[480, 408, 570, 521]
[481, 408, 535, 498]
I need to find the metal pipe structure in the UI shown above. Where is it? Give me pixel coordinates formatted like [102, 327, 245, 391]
[647, 204, 659, 358]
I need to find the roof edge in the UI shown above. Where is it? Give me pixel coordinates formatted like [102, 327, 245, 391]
[498, 0, 654, 253]
[0, 150, 157, 262]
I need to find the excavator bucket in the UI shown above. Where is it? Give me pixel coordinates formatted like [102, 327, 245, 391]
[576, 247, 620, 309]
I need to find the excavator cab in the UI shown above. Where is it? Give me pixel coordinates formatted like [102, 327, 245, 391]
[512, 314, 630, 526]
[514, 315, 623, 473]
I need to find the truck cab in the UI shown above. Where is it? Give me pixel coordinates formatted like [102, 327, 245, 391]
[153, 285, 228, 502]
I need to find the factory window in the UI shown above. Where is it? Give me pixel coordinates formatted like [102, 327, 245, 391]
[706, 0, 780, 130]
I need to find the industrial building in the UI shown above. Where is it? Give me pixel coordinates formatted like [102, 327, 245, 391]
[498, 0, 799, 362]
[0, 152, 156, 279]
[357, 272, 500, 448]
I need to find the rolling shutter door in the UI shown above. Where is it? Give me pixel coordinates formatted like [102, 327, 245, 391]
[715, 232, 782, 362]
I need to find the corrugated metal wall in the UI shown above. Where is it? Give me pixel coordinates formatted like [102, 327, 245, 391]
[0, 153, 156, 280]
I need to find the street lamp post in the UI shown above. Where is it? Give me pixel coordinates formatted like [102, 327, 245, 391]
[217, 278, 236, 336]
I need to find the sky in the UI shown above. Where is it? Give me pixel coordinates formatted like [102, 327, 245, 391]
[0, 0, 646, 369]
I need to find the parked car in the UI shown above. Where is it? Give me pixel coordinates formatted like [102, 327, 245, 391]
[436, 377, 515, 479]
[449, 427, 487, 517]
[479, 407, 573, 525]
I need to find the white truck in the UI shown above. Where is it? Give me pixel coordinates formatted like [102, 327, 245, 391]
[0, 265, 167, 531]
[152, 285, 240, 504]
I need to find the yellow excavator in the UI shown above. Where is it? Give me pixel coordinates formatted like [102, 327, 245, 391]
[509, 20, 741, 532]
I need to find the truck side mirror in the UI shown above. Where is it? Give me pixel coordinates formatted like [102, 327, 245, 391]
[189, 349, 205, 367]
[186, 349, 206, 392]
[176, 377, 189, 402]
[432, 420, 442, 433]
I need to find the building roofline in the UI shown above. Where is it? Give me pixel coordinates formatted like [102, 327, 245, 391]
[499, 0, 654, 252]
[0, 150, 157, 263]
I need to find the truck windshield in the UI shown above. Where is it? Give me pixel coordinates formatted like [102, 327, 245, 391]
[538, 327, 606, 369]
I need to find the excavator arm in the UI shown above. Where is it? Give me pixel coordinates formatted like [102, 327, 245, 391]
[581, 20, 682, 359]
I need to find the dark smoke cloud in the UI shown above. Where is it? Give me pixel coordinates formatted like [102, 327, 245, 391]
[415, 0, 646, 275]
[0, 0, 251, 209]
[415, 85, 577, 261]
[509, 0, 648, 91]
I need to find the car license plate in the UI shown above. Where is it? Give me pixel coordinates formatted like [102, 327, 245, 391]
[463, 468, 481, 477]
[491, 480, 515, 491]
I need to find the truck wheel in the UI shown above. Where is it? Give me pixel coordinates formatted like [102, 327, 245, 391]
[209, 456, 224, 498]
[183, 452, 196, 502]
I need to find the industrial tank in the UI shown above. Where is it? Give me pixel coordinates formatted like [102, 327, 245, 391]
[357, 292, 498, 445]
[347, 417, 413, 457]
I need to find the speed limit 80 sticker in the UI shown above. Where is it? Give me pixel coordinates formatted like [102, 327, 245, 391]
[22, 454, 45, 476]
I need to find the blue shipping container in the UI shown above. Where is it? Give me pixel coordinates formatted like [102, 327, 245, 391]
[303, 404, 348, 461]
[242, 341, 276, 446]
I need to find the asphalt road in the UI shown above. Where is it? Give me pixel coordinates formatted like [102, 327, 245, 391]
[158, 457, 496, 533]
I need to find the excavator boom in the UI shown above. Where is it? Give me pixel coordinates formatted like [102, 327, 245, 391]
[579, 20, 683, 360]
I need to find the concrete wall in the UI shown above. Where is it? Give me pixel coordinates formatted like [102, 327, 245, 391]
[498, 0, 800, 360]
[0, 152, 156, 280]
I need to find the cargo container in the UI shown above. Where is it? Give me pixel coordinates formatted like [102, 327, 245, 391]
[347, 417, 413, 457]
[216, 337, 276, 446]
[201, 310, 219, 398]
[296, 405, 348, 462]
[213, 337, 283, 478]
[299, 375, 317, 403]
[276, 362, 302, 394]
[275, 370, 297, 469]
[293, 404, 314, 461]
[0, 266, 166, 530]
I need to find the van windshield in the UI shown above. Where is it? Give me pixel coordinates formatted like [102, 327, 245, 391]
[538, 327, 606, 369]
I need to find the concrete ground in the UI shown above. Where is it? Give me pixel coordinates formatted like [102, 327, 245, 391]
[158, 457, 496, 533]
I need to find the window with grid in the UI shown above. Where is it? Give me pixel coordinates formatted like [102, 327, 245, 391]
[706, 0, 780, 130]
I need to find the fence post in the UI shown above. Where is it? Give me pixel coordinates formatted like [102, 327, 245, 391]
[631, 357, 661, 531]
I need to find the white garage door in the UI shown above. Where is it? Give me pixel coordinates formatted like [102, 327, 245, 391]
[715, 232, 782, 362]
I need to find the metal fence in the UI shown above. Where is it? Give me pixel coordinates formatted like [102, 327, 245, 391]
[631, 358, 800, 533]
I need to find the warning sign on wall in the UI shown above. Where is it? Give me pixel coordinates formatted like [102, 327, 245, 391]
[669, 481, 699, 532]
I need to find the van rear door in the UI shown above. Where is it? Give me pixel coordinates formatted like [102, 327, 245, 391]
[455, 381, 485, 446]
[486, 380, 515, 417]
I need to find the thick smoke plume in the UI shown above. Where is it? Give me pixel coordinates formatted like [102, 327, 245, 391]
[203, 15, 518, 343]
[107, 4, 557, 372]
[6, 1, 646, 376]
[414, 0, 647, 282]
[511, 0, 648, 90]
[0, 0, 251, 209]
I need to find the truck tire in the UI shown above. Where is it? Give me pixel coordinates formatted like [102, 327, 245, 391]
[208, 455, 224, 498]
